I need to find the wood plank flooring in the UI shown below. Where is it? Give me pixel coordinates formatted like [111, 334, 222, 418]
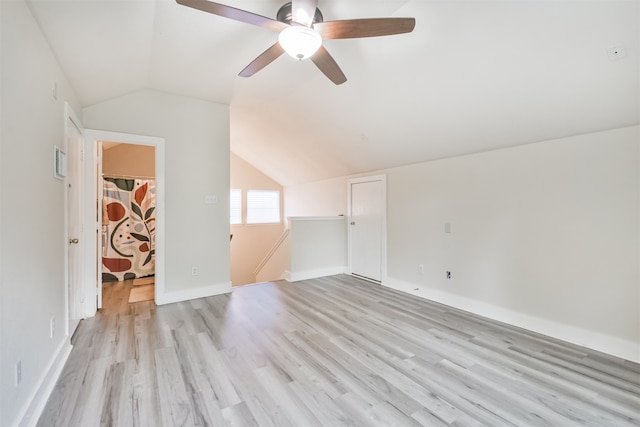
[39, 275, 640, 426]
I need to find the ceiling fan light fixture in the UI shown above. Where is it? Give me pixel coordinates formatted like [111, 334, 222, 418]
[278, 25, 322, 60]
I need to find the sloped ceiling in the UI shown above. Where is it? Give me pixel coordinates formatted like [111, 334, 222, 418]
[27, 0, 639, 186]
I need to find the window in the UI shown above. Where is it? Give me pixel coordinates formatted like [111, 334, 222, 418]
[230, 189, 242, 224]
[246, 190, 280, 224]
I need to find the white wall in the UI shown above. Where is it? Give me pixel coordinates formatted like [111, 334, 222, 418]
[1, 1, 81, 425]
[289, 217, 347, 281]
[83, 90, 231, 300]
[285, 126, 640, 361]
[285, 176, 348, 217]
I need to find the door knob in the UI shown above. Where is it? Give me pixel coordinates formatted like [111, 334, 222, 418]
[350, 221, 356, 225]
[69, 238, 79, 244]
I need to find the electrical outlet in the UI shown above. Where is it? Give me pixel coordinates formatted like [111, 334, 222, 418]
[418, 264, 424, 274]
[50, 316, 55, 339]
[15, 361, 22, 386]
[446, 271, 451, 279]
[191, 267, 199, 276]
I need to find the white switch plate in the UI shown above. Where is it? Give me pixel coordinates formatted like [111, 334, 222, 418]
[54, 146, 67, 179]
[204, 195, 217, 204]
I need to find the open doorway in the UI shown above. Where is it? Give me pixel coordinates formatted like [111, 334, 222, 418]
[100, 142, 156, 311]
[229, 153, 286, 286]
[82, 129, 165, 317]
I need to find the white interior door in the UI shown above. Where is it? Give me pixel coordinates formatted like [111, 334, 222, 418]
[66, 110, 84, 335]
[349, 176, 385, 282]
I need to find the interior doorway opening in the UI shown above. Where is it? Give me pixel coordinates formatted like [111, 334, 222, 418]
[229, 152, 286, 287]
[100, 142, 157, 311]
[82, 129, 165, 318]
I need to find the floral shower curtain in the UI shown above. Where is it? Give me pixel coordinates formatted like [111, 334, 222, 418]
[102, 177, 156, 282]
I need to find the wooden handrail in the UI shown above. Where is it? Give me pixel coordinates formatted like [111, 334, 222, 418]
[253, 228, 290, 276]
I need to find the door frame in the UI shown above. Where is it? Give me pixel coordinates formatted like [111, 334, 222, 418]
[347, 174, 387, 282]
[82, 130, 165, 316]
[63, 103, 84, 337]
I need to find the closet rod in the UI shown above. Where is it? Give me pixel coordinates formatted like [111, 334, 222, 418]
[102, 173, 156, 180]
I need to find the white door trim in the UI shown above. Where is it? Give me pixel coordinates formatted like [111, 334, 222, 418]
[82, 130, 165, 317]
[95, 140, 103, 310]
[347, 174, 387, 282]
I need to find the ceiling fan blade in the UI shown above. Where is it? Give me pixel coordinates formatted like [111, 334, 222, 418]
[310, 46, 347, 85]
[291, 0, 319, 27]
[239, 43, 286, 78]
[176, 0, 288, 32]
[314, 18, 416, 39]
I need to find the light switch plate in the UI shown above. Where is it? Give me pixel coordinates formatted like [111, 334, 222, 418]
[54, 146, 67, 179]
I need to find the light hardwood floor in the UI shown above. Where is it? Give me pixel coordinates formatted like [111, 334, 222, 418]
[100, 279, 137, 312]
[39, 275, 640, 426]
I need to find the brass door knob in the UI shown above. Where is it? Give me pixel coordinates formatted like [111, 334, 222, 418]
[69, 238, 79, 244]
[350, 221, 356, 225]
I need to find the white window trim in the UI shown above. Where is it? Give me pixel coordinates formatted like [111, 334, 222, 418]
[230, 189, 242, 225]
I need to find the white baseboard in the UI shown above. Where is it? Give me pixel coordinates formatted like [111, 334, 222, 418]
[155, 281, 231, 305]
[287, 266, 347, 282]
[15, 338, 72, 427]
[384, 276, 640, 363]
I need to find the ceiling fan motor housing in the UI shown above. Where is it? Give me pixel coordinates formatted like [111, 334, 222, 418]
[276, 2, 324, 26]
[174, 0, 415, 85]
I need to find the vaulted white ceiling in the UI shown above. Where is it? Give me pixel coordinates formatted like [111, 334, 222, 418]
[27, 0, 639, 186]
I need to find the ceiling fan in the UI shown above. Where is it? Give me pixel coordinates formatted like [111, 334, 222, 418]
[176, 0, 416, 85]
